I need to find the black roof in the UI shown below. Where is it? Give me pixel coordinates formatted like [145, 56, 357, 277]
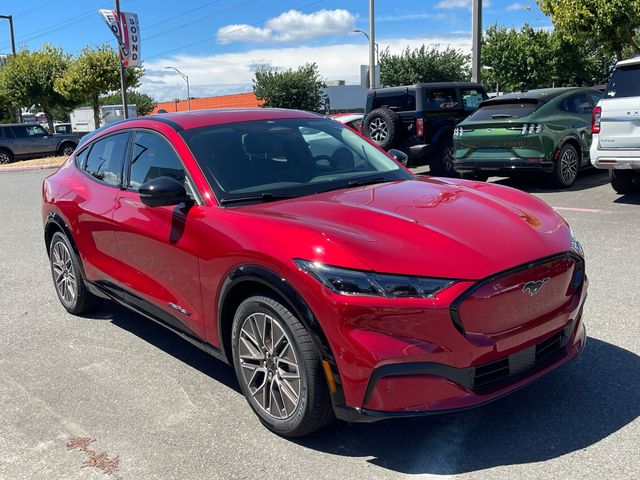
[372, 82, 483, 94]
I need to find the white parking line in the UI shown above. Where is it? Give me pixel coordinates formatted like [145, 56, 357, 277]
[553, 207, 602, 213]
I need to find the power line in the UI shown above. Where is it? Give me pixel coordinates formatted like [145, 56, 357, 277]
[144, 0, 327, 61]
[13, 0, 62, 19]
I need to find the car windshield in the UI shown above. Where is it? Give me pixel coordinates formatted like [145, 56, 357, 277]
[466, 100, 541, 121]
[180, 117, 411, 204]
[606, 64, 640, 98]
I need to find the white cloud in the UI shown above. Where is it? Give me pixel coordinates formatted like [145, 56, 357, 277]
[435, 0, 492, 9]
[216, 9, 356, 44]
[506, 2, 527, 11]
[140, 35, 471, 101]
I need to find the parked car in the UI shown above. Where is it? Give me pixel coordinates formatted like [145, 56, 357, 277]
[0, 123, 82, 164]
[43, 109, 587, 437]
[330, 113, 363, 131]
[591, 56, 640, 193]
[453, 87, 603, 187]
[362, 82, 487, 173]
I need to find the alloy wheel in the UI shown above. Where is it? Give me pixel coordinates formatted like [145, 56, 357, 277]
[560, 148, 578, 185]
[51, 240, 77, 305]
[369, 118, 388, 143]
[443, 146, 456, 174]
[0, 152, 10, 164]
[63, 145, 75, 156]
[237, 312, 301, 420]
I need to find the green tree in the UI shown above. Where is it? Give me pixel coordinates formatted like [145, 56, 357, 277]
[0, 45, 73, 131]
[100, 90, 157, 116]
[379, 45, 470, 86]
[537, 0, 640, 60]
[55, 45, 143, 128]
[253, 63, 326, 111]
[482, 23, 611, 92]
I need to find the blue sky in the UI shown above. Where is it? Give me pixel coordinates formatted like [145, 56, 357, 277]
[0, 0, 553, 101]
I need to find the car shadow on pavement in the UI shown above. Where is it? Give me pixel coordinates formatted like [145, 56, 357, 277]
[86, 301, 241, 394]
[296, 337, 640, 475]
[613, 192, 640, 205]
[490, 168, 609, 193]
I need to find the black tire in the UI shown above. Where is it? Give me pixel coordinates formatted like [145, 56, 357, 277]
[460, 172, 489, 182]
[231, 295, 334, 437]
[610, 169, 636, 194]
[49, 232, 97, 315]
[550, 143, 579, 188]
[58, 142, 77, 157]
[364, 108, 403, 150]
[429, 136, 459, 177]
[0, 148, 13, 164]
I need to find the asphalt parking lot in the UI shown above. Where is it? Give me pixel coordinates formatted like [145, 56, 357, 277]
[1, 168, 638, 479]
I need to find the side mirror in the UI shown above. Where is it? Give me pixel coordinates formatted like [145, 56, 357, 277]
[388, 148, 409, 166]
[139, 176, 192, 207]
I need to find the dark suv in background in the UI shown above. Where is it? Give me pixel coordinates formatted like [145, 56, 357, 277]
[363, 82, 487, 174]
[0, 123, 81, 164]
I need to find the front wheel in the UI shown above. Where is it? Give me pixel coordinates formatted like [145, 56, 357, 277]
[610, 169, 637, 194]
[0, 149, 13, 164]
[49, 232, 97, 314]
[231, 295, 334, 437]
[58, 142, 76, 157]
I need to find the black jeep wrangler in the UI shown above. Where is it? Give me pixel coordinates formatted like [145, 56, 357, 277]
[363, 82, 487, 175]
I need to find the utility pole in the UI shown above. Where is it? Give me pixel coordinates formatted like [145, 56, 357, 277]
[115, 0, 129, 119]
[471, 0, 482, 84]
[368, 0, 376, 89]
[0, 15, 16, 55]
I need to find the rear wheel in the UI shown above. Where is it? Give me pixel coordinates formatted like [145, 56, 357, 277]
[610, 169, 637, 194]
[58, 142, 76, 157]
[0, 148, 13, 164]
[231, 295, 333, 437]
[429, 137, 459, 177]
[551, 143, 579, 188]
[49, 232, 97, 314]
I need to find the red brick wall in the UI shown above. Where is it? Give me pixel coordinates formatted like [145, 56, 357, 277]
[151, 92, 263, 114]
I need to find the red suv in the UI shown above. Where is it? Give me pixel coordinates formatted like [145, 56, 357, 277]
[42, 109, 587, 437]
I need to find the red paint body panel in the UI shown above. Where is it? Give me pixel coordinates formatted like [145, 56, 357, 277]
[42, 109, 588, 419]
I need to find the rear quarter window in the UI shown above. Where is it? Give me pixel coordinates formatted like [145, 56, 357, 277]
[466, 101, 540, 121]
[425, 88, 458, 111]
[606, 64, 640, 98]
[371, 92, 416, 111]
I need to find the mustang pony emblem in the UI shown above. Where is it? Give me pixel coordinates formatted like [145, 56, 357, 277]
[522, 277, 550, 296]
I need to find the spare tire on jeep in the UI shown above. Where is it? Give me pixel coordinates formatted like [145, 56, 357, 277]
[364, 108, 403, 150]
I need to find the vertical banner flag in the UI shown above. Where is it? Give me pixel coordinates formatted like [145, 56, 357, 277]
[99, 9, 141, 67]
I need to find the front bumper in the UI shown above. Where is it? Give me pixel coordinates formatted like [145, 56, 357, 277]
[453, 157, 554, 174]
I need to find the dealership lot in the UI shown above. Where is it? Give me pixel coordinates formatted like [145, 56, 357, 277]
[0, 168, 638, 479]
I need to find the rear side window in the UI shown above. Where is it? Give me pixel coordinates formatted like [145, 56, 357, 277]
[606, 64, 640, 98]
[590, 92, 603, 105]
[425, 88, 458, 110]
[372, 92, 416, 111]
[83, 132, 129, 186]
[559, 93, 593, 114]
[128, 131, 186, 190]
[466, 101, 541, 121]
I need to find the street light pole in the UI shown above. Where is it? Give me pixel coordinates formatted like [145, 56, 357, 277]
[368, 0, 376, 89]
[353, 29, 379, 64]
[472, 0, 482, 83]
[0, 15, 16, 55]
[115, 0, 129, 119]
[165, 66, 190, 111]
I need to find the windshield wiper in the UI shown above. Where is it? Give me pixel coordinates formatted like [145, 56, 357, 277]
[219, 193, 298, 205]
[318, 176, 391, 193]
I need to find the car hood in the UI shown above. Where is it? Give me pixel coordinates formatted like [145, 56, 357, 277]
[241, 177, 571, 280]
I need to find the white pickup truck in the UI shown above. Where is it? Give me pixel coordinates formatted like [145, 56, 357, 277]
[591, 56, 640, 193]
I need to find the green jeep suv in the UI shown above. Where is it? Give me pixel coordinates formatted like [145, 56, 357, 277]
[452, 87, 603, 187]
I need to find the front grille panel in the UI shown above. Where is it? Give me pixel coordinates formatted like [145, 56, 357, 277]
[472, 327, 569, 392]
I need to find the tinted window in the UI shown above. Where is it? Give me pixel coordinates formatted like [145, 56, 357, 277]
[181, 118, 409, 201]
[590, 92, 603, 105]
[559, 93, 593, 114]
[606, 64, 640, 98]
[10, 125, 47, 137]
[461, 88, 485, 111]
[129, 131, 186, 190]
[466, 101, 541, 121]
[425, 88, 458, 110]
[83, 133, 128, 186]
[372, 92, 416, 111]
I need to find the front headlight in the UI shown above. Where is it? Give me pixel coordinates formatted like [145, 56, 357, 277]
[569, 225, 584, 256]
[294, 260, 456, 298]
